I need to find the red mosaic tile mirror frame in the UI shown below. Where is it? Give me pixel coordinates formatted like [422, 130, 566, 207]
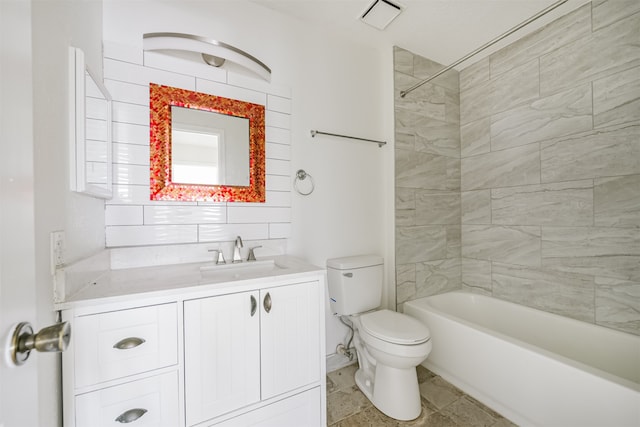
[149, 83, 266, 202]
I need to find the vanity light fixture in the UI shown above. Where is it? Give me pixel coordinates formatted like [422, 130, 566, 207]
[143, 32, 271, 81]
[360, 0, 404, 30]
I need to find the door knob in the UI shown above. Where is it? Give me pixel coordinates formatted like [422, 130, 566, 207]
[9, 321, 70, 366]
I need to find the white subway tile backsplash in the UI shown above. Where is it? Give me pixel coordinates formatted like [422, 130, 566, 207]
[267, 95, 292, 114]
[106, 225, 198, 247]
[113, 164, 149, 185]
[104, 44, 291, 248]
[266, 142, 291, 160]
[105, 58, 196, 89]
[105, 205, 144, 226]
[144, 205, 226, 225]
[143, 51, 227, 83]
[198, 223, 269, 242]
[266, 110, 291, 129]
[266, 127, 291, 145]
[104, 79, 148, 105]
[269, 223, 291, 239]
[113, 143, 149, 165]
[104, 40, 143, 64]
[112, 122, 149, 145]
[266, 175, 290, 192]
[266, 159, 290, 176]
[112, 101, 149, 126]
[196, 78, 266, 105]
[227, 206, 291, 224]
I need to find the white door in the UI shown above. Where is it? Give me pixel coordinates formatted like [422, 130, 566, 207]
[0, 1, 40, 426]
[260, 281, 321, 400]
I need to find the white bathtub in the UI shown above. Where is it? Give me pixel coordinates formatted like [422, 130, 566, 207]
[404, 291, 640, 427]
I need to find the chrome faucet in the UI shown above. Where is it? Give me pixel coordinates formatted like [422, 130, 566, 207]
[232, 236, 243, 263]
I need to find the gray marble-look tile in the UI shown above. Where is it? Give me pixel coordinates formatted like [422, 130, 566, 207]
[462, 257, 492, 293]
[396, 81, 447, 122]
[415, 191, 460, 225]
[594, 174, 640, 228]
[489, 3, 592, 77]
[327, 363, 358, 392]
[396, 149, 459, 191]
[592, 0, 640, 31]
[593, 66, 640, 129]
[461, 143, 540, 191]
[414, 54, 459, 93]
[460, 78, 491, 125]
[416, 258, 462, 298]
[395, 131, 416, 151]
[462, 225, 541, 267]
[419, 376, 463, 410]
[446, 225, 461, 259]
[396, 263, 417, 305]
[541, 123, 640, 183]
[394, 46, 414, 75]
[396, 187, 416, 210]
[539, 11, 640, 96]
[460, 57, 490, 93]
[396, 209, 415, 227]
[488, 58, 540, 116]
[490, 84, 593, 151]
[441, 396, 499, 427]
[492, 262, 595, 322]
[326, 385, 371, 425]
[415, 119, 460, 158]
[461, 190, 491, 225]
[595, 277, 640, 336]
[491, 180, 593, 226]
[461, 118, 491, 158]
[542, 226, 640, 281]
[396, 225, 447, 264]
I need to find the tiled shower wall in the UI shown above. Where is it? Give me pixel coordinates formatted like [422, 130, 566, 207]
[394, 48, 462, 309]
[394, 0, 639, 336]
[102, 42, 292, 249]
[459, 0, 639, 335]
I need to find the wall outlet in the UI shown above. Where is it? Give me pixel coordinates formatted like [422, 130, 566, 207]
[50, 231, 65, 275]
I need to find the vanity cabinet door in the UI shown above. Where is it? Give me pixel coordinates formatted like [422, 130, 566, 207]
[184, 291, 261, 426]
[260, 281, 321, 400]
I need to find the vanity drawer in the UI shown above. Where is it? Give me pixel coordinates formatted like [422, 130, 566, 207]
[74, 303, 178, 388]
[75, 371, 179, 427]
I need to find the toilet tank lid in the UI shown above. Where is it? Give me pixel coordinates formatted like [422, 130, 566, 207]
[326, 255, 383, 270]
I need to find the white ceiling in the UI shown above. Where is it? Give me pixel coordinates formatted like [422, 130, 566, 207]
[253, 0, 590, 70]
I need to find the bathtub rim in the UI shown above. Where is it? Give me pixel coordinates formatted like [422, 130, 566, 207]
[404, 290, 640, 393]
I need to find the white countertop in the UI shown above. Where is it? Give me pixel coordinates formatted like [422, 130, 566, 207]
[56, 255, 324, 310]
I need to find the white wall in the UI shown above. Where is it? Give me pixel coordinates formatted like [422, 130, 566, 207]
[103, 0, 395, 361]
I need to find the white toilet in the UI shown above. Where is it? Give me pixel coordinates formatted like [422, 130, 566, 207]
[327, 255, 432, 421]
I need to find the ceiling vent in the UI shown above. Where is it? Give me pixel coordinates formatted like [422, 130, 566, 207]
[360, 0, 404, 30]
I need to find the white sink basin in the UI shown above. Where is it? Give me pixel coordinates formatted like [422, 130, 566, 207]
[199, 259, 282, 280]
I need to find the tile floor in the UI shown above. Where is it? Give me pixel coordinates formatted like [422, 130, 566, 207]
[327, 364, 517, 427]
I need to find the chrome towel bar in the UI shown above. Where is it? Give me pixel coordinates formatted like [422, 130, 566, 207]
[310, 130, 386, 148]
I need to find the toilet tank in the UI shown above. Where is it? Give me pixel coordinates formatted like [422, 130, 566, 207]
[326, 255, 384, 316]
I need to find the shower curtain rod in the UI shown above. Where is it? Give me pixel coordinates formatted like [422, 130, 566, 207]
[400, 0, 569, 98]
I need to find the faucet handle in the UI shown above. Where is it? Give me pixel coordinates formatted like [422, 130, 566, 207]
[247, 246, 262, 261]
[208, 248, 226, 264]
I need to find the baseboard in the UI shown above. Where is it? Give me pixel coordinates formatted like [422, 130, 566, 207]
[326, 352, 356, 373]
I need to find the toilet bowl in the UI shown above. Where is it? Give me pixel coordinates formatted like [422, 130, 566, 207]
[350, 309, 431, 420]
[326, 255, 432, 421]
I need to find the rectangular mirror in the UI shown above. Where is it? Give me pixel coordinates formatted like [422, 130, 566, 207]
[150, 83, 265, 202]
[69, 46, 113, 199]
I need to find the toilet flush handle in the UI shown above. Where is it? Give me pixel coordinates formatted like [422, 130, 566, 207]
[343, 272, 353, 278]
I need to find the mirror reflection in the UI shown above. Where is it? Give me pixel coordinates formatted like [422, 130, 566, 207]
[171, 106, 249, 186]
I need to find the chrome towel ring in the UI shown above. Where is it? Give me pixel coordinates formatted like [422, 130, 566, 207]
[294, 169, 314, 196]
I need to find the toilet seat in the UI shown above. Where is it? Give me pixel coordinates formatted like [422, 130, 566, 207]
[360, 309, 430, 345]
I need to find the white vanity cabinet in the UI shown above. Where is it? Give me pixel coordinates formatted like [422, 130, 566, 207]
[184, 281, 321, 426]
[60, 259, 326, 427]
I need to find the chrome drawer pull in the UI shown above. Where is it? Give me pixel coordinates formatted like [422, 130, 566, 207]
[250, 295, 257, 317]
[113, 337, 146, 350]
[115, 408, 147, 423]
[263, 292, 272, 313]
